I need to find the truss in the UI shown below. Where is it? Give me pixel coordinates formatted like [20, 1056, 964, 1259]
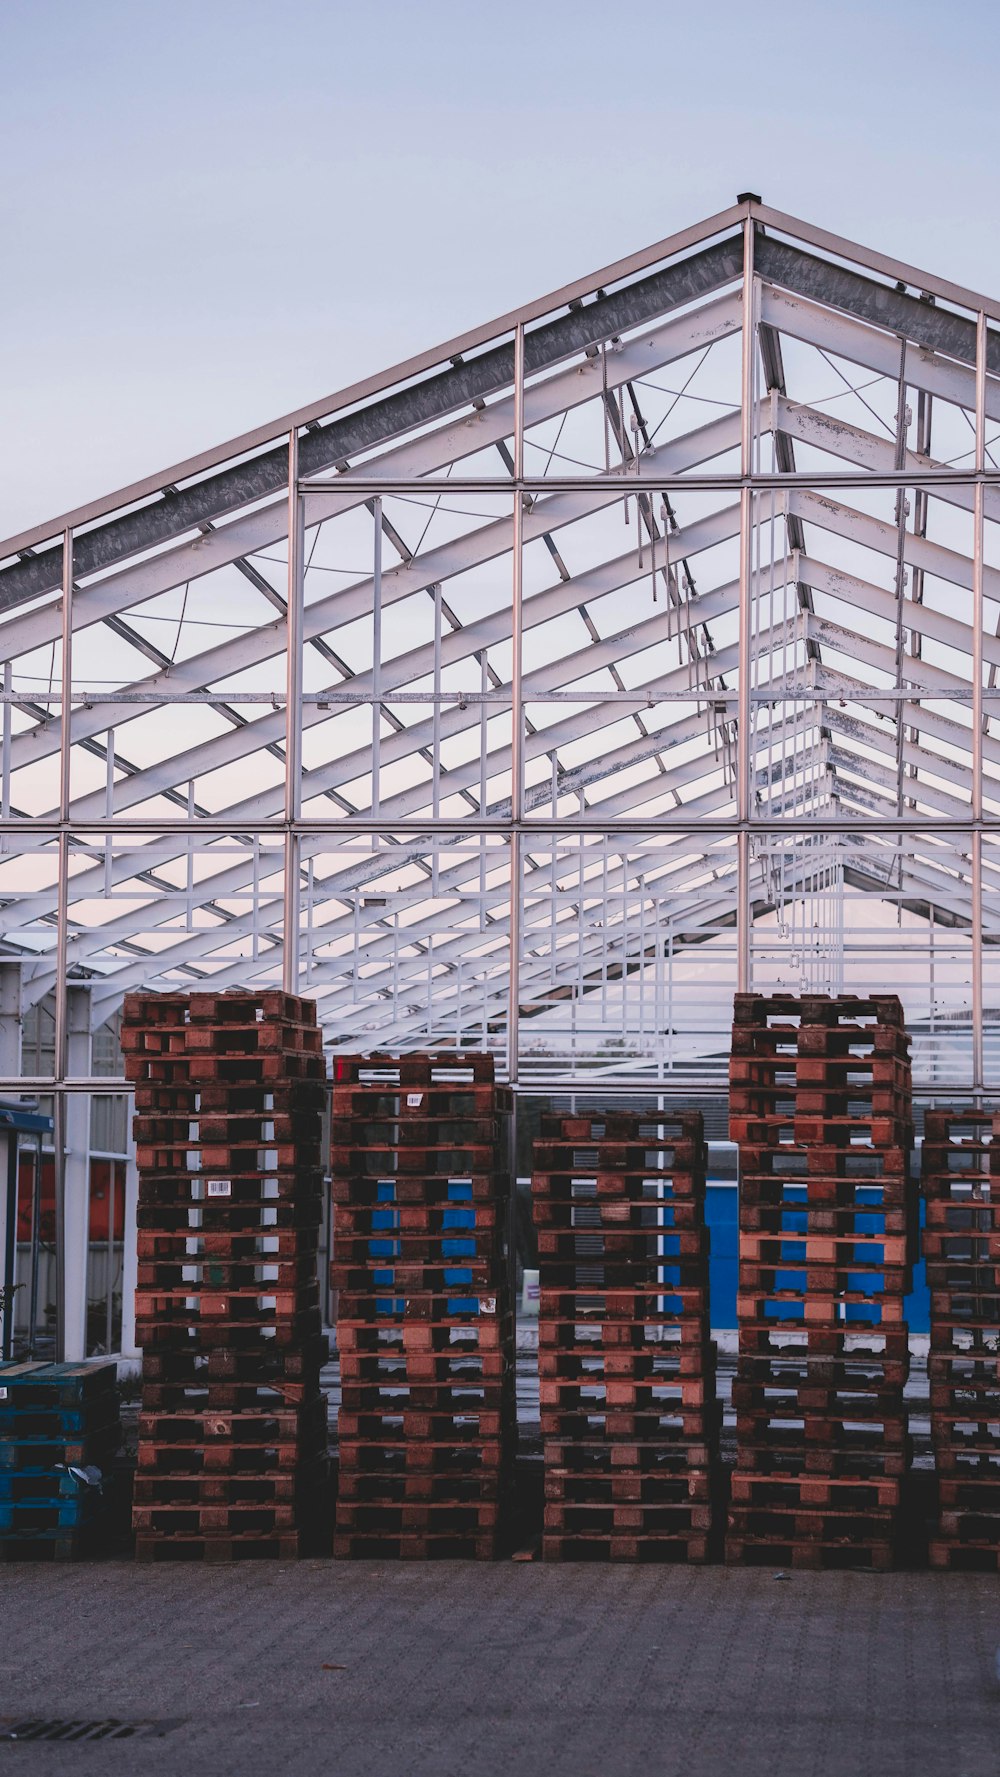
[3, 194, 1000, 1092]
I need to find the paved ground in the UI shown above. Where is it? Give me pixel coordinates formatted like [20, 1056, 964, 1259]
[1, 1563, 998, 1777]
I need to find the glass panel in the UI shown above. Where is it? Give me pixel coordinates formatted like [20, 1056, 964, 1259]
[749, 829, 975, 1088]
[305, 831, 511, 1070]
[516, 830, 737, 1084]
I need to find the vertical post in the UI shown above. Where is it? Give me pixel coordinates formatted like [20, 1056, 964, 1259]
[118, 1118, 140, 1363]
[479, 651, 489, 919]
[53, 528, 73, 1360]
[105, 1160, 116, 1355]
[0, 962, 21, 1322]
[283, 430, 304, 994]
[1, 660, 10, 843]
[61, 984, 92, 1362]
[479, 650, 489, 816]
[28, 1139, 41, 1357]
[508, 323, 525, 1083]
[1, 1137, 16, 1361]
[508, 1088, 519, 1327]
[104, 728, 114, 896]
[371, 496, 382, 848]
[0, 666, 10, 1335]
[972, 312, 986, 1099]
[508, 846, 522, 1085]
[432, 581, 442, 895]
[736, 212, 756, 994]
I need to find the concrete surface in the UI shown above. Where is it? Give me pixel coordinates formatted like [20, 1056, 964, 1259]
[1, 1562, 998, 1776]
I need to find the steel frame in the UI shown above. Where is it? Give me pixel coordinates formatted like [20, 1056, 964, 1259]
[1, 194, 998, 1131]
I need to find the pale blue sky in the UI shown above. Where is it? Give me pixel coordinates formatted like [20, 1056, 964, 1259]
[3, 0, 998, 534]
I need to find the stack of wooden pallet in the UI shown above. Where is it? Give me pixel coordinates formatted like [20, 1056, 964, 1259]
[0, 1361, 120, 1560]
[331, 1052, 515, 1558]
[532, 1109, 719, 1563]
[727, 992, 915, 1570]
[923, 1108, 1000, 1571]
[123, 990, 328, 1562]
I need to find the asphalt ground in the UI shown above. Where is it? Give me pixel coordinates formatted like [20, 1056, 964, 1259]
[1, 1561, 999, 1777]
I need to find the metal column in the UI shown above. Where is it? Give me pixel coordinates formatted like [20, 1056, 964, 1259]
[52, 530, 73, 1360]
[507, 322, 525, 1085]
[736, 210, 756, 994]
[0, 962, 21, 1336]
[61, 985, 92, 1362]
[972, 312, 986, 1099]
[118, 1120, 140, 1364]
[283, 428, 305, 995]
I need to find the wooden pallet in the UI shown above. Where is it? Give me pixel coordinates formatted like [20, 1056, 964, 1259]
[336, 1469, 510, 1504]
[540, 1438, 713, 1473]
[136, 1327, 327, 1366]
[136, 1446, 325, 1479]
[0, 1529, 108, 1563]
[539, 1377, 714, 1412]
[336, 1439, 508, 1473]
[733, 1444, 910, 1478]
[731, 1382, 905, 1416]
[738, 1321, 910, 1358]
[543, 1467, 713, 1504]
[538, 1347, 715, 1382]
[139, 1379, 320, 1412]
[338, 1350, 510, 1385]
[735, 1355, 908, 1389]
[337, 1409, 514, 1442]
[134, 1530, 304, 1562]
[0, 1362, 118, 1408]
[0, 1432, 122, 1472]
[135, 1311, 324, 1351]
[133, 1467, 321, 1506]
[334, 1499, 501, 1534]
[332, 1291, 504, 1324]
[332, 1530, 498, 1559]
[541, 1532, 709, 1563]
[725, 1537, 894, 1570]
[728, 1471, 900, 1509]
[335, 1315, 514, 1354]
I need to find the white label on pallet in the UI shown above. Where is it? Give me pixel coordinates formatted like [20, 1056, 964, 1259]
[406, 1093, 423, 1107]
[0, 1388, 7, 1401]
[207, 1180, 232, 1198]
[481, 1297, 497, 1315]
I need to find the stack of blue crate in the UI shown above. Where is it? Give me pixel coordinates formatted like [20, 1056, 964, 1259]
[0, 1361, 121, 1559]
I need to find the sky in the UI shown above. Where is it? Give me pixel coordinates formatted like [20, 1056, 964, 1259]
[3, 0, 999, 538]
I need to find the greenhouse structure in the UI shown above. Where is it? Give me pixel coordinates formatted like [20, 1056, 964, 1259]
[0, 194, 997, 1360]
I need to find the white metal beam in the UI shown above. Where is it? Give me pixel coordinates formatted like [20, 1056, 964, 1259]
[2, 300, 744, 773]
[761, 284, 1000, 423]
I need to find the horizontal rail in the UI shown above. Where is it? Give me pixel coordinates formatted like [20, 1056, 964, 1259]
[1, 688, 996, 707]
[4, 1075, 997, 1098]
[298, 470, 1000, 493]
[0, 815, 994, 835]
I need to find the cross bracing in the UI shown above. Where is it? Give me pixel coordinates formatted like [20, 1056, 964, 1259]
[2, 195, 1000, 1095]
